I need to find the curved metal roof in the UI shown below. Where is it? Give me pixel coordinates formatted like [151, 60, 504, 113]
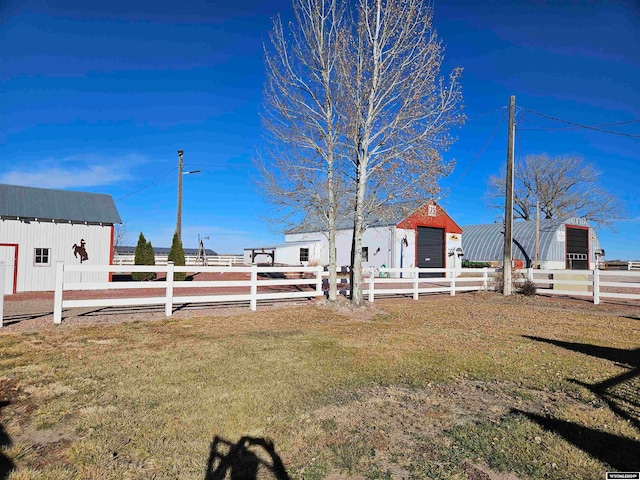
[461, 218, 592, 264]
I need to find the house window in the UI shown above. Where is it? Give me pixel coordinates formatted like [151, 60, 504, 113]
[428, 204, 437, 217]
[300, 248, 309, 262]
[34, 248, 50, 266]
[362, 247, 369, 262]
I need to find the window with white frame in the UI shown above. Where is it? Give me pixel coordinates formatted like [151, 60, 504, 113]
[34, 248, 51, 266]
[300, 248, 309, 262]
[362, 247, 369, 262]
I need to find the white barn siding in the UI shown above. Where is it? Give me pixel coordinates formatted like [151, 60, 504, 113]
[0, 219, 112, 292]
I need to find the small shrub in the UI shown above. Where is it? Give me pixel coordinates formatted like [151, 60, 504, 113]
[167, 231, 186, 281]
[132, 232, 156, 281]
[462, 260, 491, 268]
[517, 279, 537, 296]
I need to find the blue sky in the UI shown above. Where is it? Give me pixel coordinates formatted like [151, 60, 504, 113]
[1, 0, 639, 259]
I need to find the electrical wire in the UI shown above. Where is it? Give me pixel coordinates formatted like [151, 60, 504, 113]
[520, 119, 640, 131]
[115, 168, 177, 202]
[523, 110, 640, 138]
[449, 114, 504, 191]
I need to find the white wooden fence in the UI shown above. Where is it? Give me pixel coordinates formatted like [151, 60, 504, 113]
[364, 267, 498, 302]
[112, 254, 244, 267]
[629, 261, 640, 271]
[52, 261, 323, 324]
[1, 262, 638, 327]
[516, 268, 640, 304]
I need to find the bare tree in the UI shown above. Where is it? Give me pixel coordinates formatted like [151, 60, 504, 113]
[257, 0, 348, 301]
[488, 154, 623, 228]
[342, 0, 464, 305]
[113, 223, 129, 249]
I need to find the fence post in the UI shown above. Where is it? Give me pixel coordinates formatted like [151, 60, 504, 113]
[526, 267, 533, 282]
[165, 262, 174, 316]
[0, 262, 4, 328]
[483, 268, 488, 291]
[53, 261, 64, 324]
[593, 268, 600, 305]
[250, 264, 258, 311]
[316, 265, 323, 297]
[368, 268, 375, 303]
[450, 268, 456, 296]
[413, 267, 419, 300]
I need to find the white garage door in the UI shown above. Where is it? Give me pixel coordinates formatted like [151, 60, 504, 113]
[0, 245, 17, 295]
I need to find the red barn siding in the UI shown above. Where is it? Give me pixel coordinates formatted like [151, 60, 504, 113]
[396, 203, 462, 234]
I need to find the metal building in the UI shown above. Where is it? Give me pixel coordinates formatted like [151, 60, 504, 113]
[0, 184, 121, 294]
[247, 201, 464, 274]
[461, 217, 602, 270]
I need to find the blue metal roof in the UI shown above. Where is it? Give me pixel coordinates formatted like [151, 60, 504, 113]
[0, 184, 121, 224]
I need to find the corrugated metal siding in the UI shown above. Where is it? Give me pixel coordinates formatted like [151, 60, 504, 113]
[462, 219, 566, 264]
[461, 218, 601, 267]
[0, 184, 121, 224]
[0, 218, 112, 292]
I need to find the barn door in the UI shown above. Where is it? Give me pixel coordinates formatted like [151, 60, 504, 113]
[0, 244, 18, 295]
[417, 227, 444, 278]
[566, 227, 589, 270]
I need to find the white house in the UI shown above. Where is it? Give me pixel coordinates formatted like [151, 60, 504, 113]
[245, 201, 464, 275]
[0, 184, 121, 294]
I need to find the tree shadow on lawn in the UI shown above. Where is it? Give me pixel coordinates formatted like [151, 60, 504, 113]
[521, 335, 640, 470]
[514, 410, 640, 471]
[204, 436, 290, 480]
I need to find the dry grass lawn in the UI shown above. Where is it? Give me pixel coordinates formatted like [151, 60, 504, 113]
[0, 292, 638, 479]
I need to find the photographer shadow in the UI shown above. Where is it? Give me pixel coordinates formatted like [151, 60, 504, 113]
[204, 435, 290, 480]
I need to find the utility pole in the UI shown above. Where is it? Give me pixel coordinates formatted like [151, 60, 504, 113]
[503, 96, 515, 295]
[535, 201, 540, 269]
[176, 150, 184, 242]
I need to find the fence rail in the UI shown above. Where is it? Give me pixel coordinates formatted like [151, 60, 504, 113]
[629, 261, 640, 271]
[517, 268, 640, 304]
[1, 263, 639, 327]
[53, 262, 323, 324]
[112, 254, 244, 267]
[364, 267, 498, 302]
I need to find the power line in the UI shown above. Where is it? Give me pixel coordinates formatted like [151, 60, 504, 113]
[520, 118, 640, 131]
[523, 110, 640, 138]
[115, 168, 177, 202]
[185, 162, 253, 169]
[449, 114, 504, 191]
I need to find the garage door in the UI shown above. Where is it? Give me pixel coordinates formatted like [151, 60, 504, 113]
[0, 245, 17, 295]
[566, 227, 589, 270]
[417, 227, 444, 278]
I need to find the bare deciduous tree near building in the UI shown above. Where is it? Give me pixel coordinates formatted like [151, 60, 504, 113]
[258, 0, 348, 301]
[259, 0, 464, 306]
[342, 0, 464, 305]
[488, 154, 623, 229]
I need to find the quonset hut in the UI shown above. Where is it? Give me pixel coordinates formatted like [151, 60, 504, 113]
[461, 217, 602, 270]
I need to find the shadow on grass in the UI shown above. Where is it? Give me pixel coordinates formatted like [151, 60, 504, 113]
[204, 436, 290, 480]
[0, 401, 15, 480]
[522, 335, 640, 469]
[514, 410, 640, 471]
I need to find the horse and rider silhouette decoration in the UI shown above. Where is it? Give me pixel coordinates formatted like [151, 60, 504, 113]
[72, 239, 89, 263]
